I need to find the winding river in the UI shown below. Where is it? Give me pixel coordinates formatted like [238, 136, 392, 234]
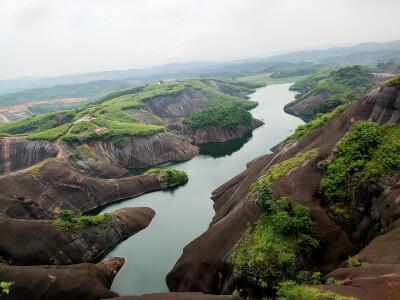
[97, 83, 304, 295]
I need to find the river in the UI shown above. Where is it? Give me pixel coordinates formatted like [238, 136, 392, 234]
[97, 83, 304, 295]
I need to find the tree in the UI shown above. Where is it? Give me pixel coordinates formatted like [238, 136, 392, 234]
[255, 184, 275, 211]
[272, 211, 292, 234]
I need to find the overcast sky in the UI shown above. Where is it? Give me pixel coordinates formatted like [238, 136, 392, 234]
[0, 0, 399, 80]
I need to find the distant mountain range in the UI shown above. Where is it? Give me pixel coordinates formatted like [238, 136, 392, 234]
[0, 39, 399, 97]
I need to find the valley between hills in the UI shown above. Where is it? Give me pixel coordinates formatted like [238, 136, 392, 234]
[0, 67, 400, 300]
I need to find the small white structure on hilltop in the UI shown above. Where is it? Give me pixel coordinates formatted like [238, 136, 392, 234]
[157, 80, 164, 85]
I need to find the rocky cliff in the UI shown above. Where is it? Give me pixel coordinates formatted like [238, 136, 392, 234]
[166, 81, 400, 299]
[146, 87, 206, 118]
[0, 207, 154, 265]
[285, 90, 334, 115]
[0, 159, 171, 219]
[168, 119, 264, 144]
[0, 158, 182, 299]
[0, 138, 58, 175]
[86, 133, 199, 168]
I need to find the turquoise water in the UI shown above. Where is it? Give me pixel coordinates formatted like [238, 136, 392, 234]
[98, 83, 304, 295]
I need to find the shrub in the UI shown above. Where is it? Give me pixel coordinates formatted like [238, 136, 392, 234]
[254, 184, 275, 210]
[278, 252, 296, 275]
[61, 134, 82, 144]
[326, 278, 344, 286]
[320, 122, 400, 206]
[53, 211, 113, 233]
[272, 211, 293, 234]
[298, 234, 320, 256]
[347, 257, 369, 268]
[293, 205, 312, 230]
[311, 272, 322, 285]
[58, 210, 76, 221]
[145, 168, 188, 186]
[270, 197, 290, 214]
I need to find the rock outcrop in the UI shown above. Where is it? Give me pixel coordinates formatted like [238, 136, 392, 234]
[0, 207, 155, 265]
[87, 133, 199, 168]
[285, 90, 334, 115]
[0, 159, 171, 219]
[207, 80, 249, 99]
[0, 138, 58, 175]
[166, 82, 400, 299]
[168, 119, 264, 145]
[146, 87, 205, 118]
[0, 257, 125, 300]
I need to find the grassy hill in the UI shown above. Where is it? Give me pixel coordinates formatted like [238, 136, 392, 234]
[0, 78, 262, 147]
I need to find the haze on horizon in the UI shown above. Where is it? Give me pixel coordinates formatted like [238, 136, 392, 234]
[0, 0, 399, 80]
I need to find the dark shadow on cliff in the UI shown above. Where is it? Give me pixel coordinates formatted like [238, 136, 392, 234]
[198, 130, 254, 158]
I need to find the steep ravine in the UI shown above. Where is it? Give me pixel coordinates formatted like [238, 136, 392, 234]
[90, 83, 305, 296]
[166, 83, 400, 299]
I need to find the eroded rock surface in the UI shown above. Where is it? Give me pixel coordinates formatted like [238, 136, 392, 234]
[168, 119, 264, 145]
[166, 82, 400, 299]
[0, 257, 125, 300]
[0, 138, 58, 175]
[87, 133, 199, 168]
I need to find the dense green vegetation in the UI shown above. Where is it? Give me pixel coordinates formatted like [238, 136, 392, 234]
[286, 65, 374, 115]
[26, 123, 72, 141]
[53, 210, 114, 233]
[0, 77, 259, 144]
[289, 67, 338, 93]
[320, 121, 400, 216]
[275, 281, 356, 300]
[0, 112, 73, 135]
[249, 149, 318, 195]
[231, 185, 319, 292]
[283, 104, 349, 145]
[145, 168, 188, 185]
[382, 75, 400, 89]
[185, 106, 252, 129]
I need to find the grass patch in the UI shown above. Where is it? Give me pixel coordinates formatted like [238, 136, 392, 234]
[231, 189, 319, 290]
[52, 210, 114, 233]
[249, 149, 318, 196]
[2, 77, 259, 144]
[320, 121, 400, 207]
[0, 112, 73, 135]
[287, 65, 373, 115]
[27, 123, 72, 141]
[347, 257, 370, 268]
[145, 168, 188, 185]
[382, 75, 400, 89]
[276, 281, 357, 300]
[283, 104, 349, 145]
